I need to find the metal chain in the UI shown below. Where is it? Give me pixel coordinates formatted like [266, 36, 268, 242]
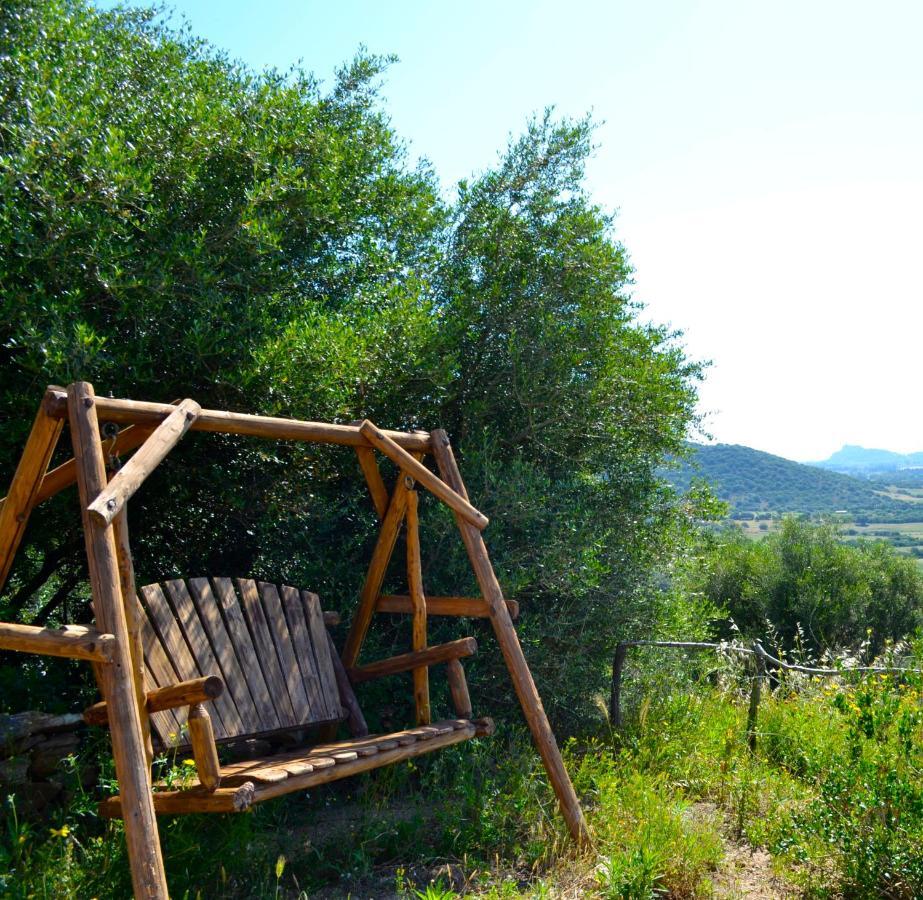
[100, 421, 121, 474]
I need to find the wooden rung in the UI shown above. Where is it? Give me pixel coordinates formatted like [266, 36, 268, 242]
[0, 622, 116, 662]
[347, 637, 477, 683]
[323, 610, 340, 627]
[377, 594, 519, 619]
[84, 675, 225, 726]
[99, 782, 256, 818]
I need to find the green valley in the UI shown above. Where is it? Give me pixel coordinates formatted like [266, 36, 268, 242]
[665, 443, 923, 563]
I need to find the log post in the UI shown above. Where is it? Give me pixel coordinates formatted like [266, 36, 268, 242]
[610, 643, 628, 729]
[747, 642, 764, 753]
[430, 430, 589, 846]
[406, 489, 431, 725]
[446, 659, 472, 719]
[341, 476, 411, 668]
[358, 420, 488, 530]
[68, 382, 169, 899]
[187, 704, 221, 791]
[112, 505, 153, 769]
[0, 396, 64, 592]
[355, 446, 389, 520]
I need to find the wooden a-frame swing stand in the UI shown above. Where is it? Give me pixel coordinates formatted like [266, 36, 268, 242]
[0, 383, 587, 898]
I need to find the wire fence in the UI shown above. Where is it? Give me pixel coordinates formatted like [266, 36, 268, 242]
[610, 639, 920, 751]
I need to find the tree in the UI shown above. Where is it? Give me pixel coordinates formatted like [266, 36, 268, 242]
[0, 0, 708, 728]
[695, 518, 923, 654]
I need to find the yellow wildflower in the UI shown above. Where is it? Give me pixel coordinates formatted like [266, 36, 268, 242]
[49, 825, 70, 838]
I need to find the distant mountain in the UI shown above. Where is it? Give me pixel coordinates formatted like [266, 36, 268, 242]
[809, 445, 923, 475]
[665, 443, 921, 522]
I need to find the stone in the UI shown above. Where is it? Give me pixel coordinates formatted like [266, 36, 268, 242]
[0, 756, 29, 786]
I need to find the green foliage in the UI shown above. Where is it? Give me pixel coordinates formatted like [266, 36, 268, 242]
[691, 517, 923, 652]
[0, 0, 706, 727]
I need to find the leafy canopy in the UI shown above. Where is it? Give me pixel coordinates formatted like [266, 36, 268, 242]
[0, 0, 705, 728]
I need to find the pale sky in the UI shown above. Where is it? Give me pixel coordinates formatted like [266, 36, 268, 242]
[103, 0, 923, 461]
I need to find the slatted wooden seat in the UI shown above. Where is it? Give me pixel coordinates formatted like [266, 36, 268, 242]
[89, 576, 491, 816]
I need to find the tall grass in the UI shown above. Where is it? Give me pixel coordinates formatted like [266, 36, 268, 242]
[3, 654, 922, 897]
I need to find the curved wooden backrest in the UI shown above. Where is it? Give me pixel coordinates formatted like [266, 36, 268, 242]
[135, 577, 345, 748]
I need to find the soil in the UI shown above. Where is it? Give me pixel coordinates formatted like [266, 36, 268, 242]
[691, 802, 796, 899]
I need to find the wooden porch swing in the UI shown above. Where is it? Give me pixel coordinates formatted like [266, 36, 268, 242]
[0, 383, 587, 899]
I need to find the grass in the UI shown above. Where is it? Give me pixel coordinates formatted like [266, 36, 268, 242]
[3, 659, 923, 898]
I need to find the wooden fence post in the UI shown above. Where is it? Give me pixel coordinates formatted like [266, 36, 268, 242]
[746, 642, 764, 753]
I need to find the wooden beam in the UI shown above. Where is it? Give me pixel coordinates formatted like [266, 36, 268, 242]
[44, 389, 431, 452]
[377, 594, 519, 619]
[84, 675, 225, 727]
[0, 425, 153, 514]
[100, 782, 256, 818]
[446, 659, 473, 719]
[187, 703, 222, 790]
[325, 631, 368, 737]
[88, 400, 200, 526]
[341, 476, 412, 668]
[0, 621, 115, 662]
[406, 490, 430, 725]
[68, 382, 169, 899]
[358, 420, 487, 530]
[347, 637, 477, 683]
[355, 446, 389, 519]
[112, 506, 153, 768]
[0, 397, 64, 592]
[430, 429, 589, 847]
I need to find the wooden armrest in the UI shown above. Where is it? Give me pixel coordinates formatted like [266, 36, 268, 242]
[84, 675, 224, 726]
[347, 637, 477, 684]
[0, 621, 115, 663]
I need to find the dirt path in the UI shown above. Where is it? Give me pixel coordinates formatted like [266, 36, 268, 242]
[690, 802, 795, 899]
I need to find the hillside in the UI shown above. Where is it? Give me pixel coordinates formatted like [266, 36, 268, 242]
[810, 444, 923, 475]
[666, 443, 921, 521]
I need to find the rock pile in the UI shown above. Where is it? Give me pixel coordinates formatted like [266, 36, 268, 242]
[0, 711, 89, 817]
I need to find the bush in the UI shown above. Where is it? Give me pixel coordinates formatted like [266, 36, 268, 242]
[692, 518, 923, 654]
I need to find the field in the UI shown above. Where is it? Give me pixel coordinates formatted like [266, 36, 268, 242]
[730, 482, 923, 568]
[6, 658, 923, 898]
[874, 485, 923, 504]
